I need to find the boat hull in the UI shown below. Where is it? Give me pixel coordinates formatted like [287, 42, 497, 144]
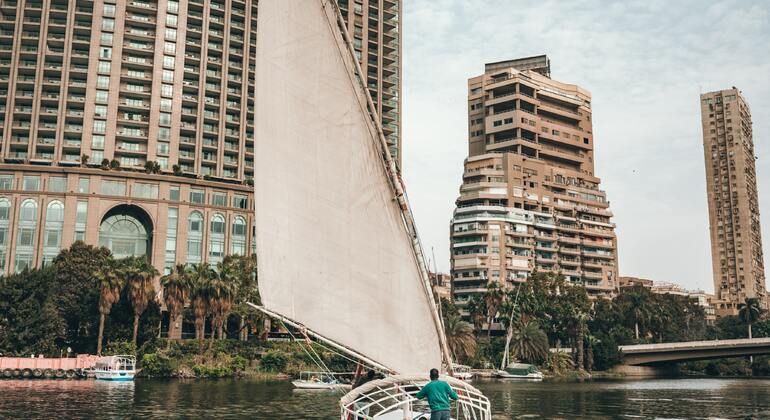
[494, 370, 543, 380]
[94, 371, 135, 381]
[292, 380, 351, 390]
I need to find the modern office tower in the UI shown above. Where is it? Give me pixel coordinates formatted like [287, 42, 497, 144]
[700, 88, 766, 315]
[0, 0, 401, 275]
[338, 0, 401, 167]
[451, 56, 618, 321]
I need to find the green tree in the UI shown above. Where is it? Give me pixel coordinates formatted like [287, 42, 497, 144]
[161, 264, 192, 345]
[95, 257, 125, 355]
[483, 282, 504, 339]
[619, 286, 653, 340]
[465, 295, 486, 335]
[738, 297, 763, 339]
[0, 267, 65, 356]
[510, 320, 549, 364]
[443, 311, 476, 363]
[53, 242, 112, 353]
[190, 263, 215, 353]
[209, 265, 236, 345]
[123, 256, 159, 345]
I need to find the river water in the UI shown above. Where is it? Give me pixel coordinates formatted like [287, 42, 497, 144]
[1, 377, 769, 419]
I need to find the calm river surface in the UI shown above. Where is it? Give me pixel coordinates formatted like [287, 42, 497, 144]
[1, 377, 770, 419]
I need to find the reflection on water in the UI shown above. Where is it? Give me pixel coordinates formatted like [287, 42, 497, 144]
[1, 378, 770, 419]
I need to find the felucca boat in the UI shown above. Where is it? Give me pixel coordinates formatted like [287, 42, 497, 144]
[250, 1, 491, 418]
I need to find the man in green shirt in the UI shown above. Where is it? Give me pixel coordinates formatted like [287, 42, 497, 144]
[415, 368, 458, 420]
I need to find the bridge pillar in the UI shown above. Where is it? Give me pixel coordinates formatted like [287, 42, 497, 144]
[611, 364, 680, 378]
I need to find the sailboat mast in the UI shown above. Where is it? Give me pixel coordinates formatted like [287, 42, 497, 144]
[322, 0, 455, 375]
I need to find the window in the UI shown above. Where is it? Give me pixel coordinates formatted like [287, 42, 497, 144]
[211, 192, 227, 207]
[0, 198, 9, 270]
[97, 75, 110, 89]
[232, 195, 247, 209]
[78, 178, 90, 193]
[158, 127, 170, 140]
[0, 175, 14, 190]
[167, 0, 178, 13]
[169, 186, 180, 201]
[96, 90, 108, 103]
[103, 3, 115, 16]
[22, 176, 40, 191]
[164, 42, 175, 54]
[94, 105, 108, 118]
[48, 176, 67, 192]
[165, 28, 177, 41]
[102, 18, 115, 31]
[93, 120, 106, 133]
[100, 33, 113, 46]
[43, 200, 64, 263]
[209, 214, 225, 264]
[159, 112, 171, 125]
[16, 199, 38, 268]
[99, 47, 112, 59]
[161, 83, 173, 97]
[163, 56, 175, 70]
[100, 179, 126, 196]
[187, 211, 203, 263]
[156, 142, 169, 155]
[165, 208, 178, 273]
[75, 200, 88, 241]
[162, 71, 174, 84]
[231, 216, 246, 255]
[189, 189, 204, 204]
[132, 182, 158, 199]
[92, 151, 104, 163]
[98, 61, 111, 73]
[166, 13, 177, 27]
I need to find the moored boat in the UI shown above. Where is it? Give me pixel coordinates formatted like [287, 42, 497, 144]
[291, 371, 352, 390]
[495, 363, 544, 380]
[93, 355, 135, 381]
[451, 364, 474, 381]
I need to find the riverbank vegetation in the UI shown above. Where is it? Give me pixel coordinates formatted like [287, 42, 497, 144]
[443, 272, 770, 376]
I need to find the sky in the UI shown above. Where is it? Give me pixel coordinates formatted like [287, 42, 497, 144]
[399, 0, 770, 293]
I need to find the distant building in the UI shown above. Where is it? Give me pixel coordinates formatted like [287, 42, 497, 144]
[700, 88, 766, 315]
[450, 56, 618, 329]
[619, 276, 654, 290]
[429, 272, 452, 302]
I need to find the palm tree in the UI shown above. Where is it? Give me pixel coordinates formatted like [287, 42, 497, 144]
[626, 289, 652, 340]
[738, 297, 763, 339]
[190, 262, 215, 353]
[443, 312, 476, 363]
[95, 258, 124, 355]
[209, 265, 236, 345]
[569, 309, 590, 371]
[161, 264, 192, 345]
[465, 295, 486, 335]
[510, 320, 549, 364]
[124, 256, 160, 345]
[585, 335, 599, 372]
[483, 282, 504, 339]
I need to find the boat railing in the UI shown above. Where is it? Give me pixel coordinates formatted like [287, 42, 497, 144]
[340, 375, 491, 420]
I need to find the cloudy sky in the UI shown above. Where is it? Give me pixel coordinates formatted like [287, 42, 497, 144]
[399, 0, 770, 293]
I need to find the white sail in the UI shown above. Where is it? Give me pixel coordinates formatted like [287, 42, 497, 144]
[254, 0, 444, 375]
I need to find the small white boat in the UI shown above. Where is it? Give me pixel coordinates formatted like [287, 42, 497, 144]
[451, 364, 474, 381]
[494, 363, 544, 380]
[292, 371, 352, 390]
[93, 355, 136, 381]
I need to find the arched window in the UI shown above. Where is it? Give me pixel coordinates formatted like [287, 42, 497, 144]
[0, 198, 10, 271]
[186, 211, 203, 264]
[99, 213, 149, 259]
[231, 216, 246, 255]
[43, 200, 65, 265]
[209, 213, 225, 264]
[15, 199, 38, 272]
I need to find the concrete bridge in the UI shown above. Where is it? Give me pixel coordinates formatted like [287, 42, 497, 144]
[620, 337, 770, 366]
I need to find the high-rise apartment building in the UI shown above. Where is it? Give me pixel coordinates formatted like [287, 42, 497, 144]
[700, 88, 765, 314]
[450, 56, 618, 316]
[338, 0, 401, 167]
[0, 0, 400, 275]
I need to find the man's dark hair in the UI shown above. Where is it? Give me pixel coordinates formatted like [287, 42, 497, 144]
[429, 368, 439, 380]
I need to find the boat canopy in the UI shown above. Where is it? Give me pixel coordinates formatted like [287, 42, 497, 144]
[505, 363, 540, 375]
[254, 0, 445, 375]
